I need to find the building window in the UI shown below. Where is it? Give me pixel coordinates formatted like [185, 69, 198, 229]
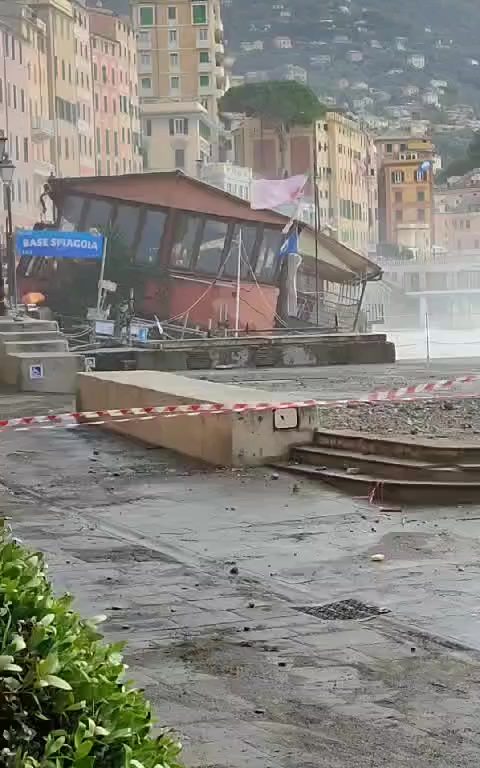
[95, 93, 99, 111]
[20, 89, 25, 112]
[417, 190, 425, 202]
[167, 6, 177, 21]
[192, 4, 207, 24]
[394, 190, 402, 203]
[140, 52, 151, 67]
[199, 74, 210, 88]
[141, 77, 152, 90]
[386, 143, 393, 153]
[197, 28, 209, 42]
[171, 214, 201, 268]
[84, 199, 114, 230]
[135, 209, 167, 265]
[395, 209, 402, 222]
[170, 52, 179, 68]
[104, 95, 108, 112]
[400, 143, 408, 152]
[255, 229, 283, 283]
[391, 170, 404, 184]
[169, 118, 188, 135]
[170, 75, 180, 91]
[199, 50, 210, 64]
[23, 137, 28, 162]
[113, 204, 140, 248]
[105, 129, 110, 154]
[102, 65, 107, 83]
[168, 29, 177, 47]
[139, 6, 154, 26]
[418, 208, 425, 222]
[197, 219, 228, 274]
[466, 219, 471, 229]
[174, 148, 185, 169]
[222, 224, 257, 279]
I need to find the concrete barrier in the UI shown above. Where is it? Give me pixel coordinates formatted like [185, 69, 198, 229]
[77, 370, 320, 466]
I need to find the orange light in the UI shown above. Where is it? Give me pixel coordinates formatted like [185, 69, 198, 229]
[22, 292, 46, 306]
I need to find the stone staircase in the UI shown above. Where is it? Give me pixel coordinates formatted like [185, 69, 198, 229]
[0, 318, 81, 394]
[275, 429, 480, 504]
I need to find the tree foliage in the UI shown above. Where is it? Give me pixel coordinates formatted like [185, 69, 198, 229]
[219, 80, 324, 128]
[0, 521, 182, 768]
[439, 131, 480, 182]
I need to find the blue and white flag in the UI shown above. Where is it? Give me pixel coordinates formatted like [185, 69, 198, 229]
[279, 230, 299, 259]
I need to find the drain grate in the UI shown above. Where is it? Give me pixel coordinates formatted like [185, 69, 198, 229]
[295, 598, 388, 621]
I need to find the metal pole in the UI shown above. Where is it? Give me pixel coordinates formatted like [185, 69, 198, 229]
[425, 310, 430, 364]
[353, 278, 367, 332]
[96, 236, 108, 314]
[234, 227, 242, 336]
[313, 123, 320, 326]
[5, 183, 15, 311]
[0, 229, 5, 316]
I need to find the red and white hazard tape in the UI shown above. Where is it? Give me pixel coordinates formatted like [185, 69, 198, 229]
[368, 374, 480, 401]
[0, 372, 479, 433]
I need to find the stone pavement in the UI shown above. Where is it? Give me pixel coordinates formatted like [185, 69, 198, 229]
[2, 421, 480, 766]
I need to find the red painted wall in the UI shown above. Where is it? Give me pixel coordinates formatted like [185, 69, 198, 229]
[143, 275, 279, 331]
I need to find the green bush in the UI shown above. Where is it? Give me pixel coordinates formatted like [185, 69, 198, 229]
[0, 521, 182, 768]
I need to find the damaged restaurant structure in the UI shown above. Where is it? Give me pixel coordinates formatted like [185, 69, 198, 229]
[22, 171, 382, 332]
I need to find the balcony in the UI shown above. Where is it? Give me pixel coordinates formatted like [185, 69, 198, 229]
[33, 159, 56, 178]
[215, 40, 224, 55]
[31, 117, 54, 142]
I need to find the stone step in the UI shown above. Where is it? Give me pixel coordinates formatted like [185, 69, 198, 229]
[0, 319, 59, 334]
[0, 330, 64, 344]
[291, 444, 478, 482]
[273, 462, 480, 505]
[313, 428, 480, 464]
[2, 352, 81, 394]
[3, 339, 69, 355]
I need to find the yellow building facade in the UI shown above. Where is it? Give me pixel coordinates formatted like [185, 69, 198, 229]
[376, 135, 435, 259]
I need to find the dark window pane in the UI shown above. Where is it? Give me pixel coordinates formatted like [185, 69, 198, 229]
[135, 209, 167, 265]
[114, 204, 140, 249]
[171, 214, 201, 268]
[60, 195, 85, 230]
[255, 228, 282, 283]
[84, 199, 114, 230]
[222, 223, 257, 279]
[197, 218, 228, 275]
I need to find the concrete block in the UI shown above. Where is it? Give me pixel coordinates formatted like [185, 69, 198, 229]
[0, 331, 63, 344]
[0, 319, 59, 334]
[2, 339, 69, 354]
[77, 370, 321, 466]
[3, 352, 81, 393]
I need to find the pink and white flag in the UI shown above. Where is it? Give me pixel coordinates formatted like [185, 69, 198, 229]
[251, 174, 307, 210]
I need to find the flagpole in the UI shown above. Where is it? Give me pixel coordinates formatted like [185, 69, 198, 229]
[313, 122, 320, 326]
[234, 227, 242, 337]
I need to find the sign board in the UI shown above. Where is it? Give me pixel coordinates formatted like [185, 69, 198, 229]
[16, 230, 104, 261]
[84, 357, 96, 372]
[94, 319, 115, 337]
[29, 364, 44, 380]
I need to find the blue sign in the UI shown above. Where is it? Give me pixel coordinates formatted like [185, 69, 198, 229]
[16, 230, 104, 261]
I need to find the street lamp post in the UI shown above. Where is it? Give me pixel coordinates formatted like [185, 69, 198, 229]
[0, 137, 16, 315]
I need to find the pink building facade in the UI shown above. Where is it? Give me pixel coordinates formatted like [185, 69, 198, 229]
[90, 8, 142, 177]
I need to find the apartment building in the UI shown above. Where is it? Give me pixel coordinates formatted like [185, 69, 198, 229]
[315, 111, 377, 254]
[376, 134, 435, 259]
[234, 112, 377, 254]
[74, 1, 95, 175]
[132, 0, 226, 172]
[89, 8, 142, 176]
[434, 170, 480, 255]
[0, 8, 53, 230]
